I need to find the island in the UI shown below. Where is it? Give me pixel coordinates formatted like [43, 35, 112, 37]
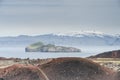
[25, 42, 81, 52]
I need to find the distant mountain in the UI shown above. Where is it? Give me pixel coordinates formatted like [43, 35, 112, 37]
[0, 32, 120, 47]
[89, 50, 120, 58]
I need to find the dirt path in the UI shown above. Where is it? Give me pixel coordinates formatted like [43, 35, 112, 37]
[37, 67, 49, 80]
[0, 64, 14, 68]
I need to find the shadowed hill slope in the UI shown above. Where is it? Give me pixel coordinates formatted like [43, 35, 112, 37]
[39, 57, 113, 80]
[114, 71, 120, 80]
[89, 50, 120, 58]
[0, 64, 45, 80]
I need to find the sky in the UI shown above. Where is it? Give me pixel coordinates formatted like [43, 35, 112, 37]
[0, 0, 120, 36]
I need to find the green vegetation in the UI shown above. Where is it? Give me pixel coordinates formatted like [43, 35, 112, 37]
[28, 42, 44, 49]
[31, 42, 44, 47]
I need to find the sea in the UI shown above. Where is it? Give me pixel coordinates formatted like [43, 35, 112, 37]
[0, 46, 120, 59]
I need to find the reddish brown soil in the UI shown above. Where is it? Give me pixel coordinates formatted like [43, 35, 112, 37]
[0, 64, 45, 80]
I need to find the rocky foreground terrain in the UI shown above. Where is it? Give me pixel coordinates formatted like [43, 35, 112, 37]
[0, 57, 117, 80]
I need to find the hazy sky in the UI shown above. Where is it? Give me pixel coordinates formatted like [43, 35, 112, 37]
[0, 0, 120, 36]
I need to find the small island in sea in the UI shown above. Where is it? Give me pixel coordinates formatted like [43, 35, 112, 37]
[25, 42, 81, 52]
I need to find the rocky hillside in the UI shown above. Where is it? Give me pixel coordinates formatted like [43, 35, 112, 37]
[38, 57, 113, 80]
[0, 57, 115, 80]
[25, 42, 81, 52]
[89, 50, 120, 58]
[0, 64, 45, 80]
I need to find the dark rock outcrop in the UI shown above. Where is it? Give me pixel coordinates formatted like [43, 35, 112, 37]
[0, 78, 4, 80]
[89, 50, 120, 58]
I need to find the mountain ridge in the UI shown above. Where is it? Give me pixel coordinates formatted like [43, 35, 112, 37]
[0, 32, 120, 47]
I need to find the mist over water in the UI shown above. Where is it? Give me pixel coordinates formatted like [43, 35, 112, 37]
[0, 46, 119, 59]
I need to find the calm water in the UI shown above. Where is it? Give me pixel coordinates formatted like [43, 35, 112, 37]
[0, 46, 119, 59]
